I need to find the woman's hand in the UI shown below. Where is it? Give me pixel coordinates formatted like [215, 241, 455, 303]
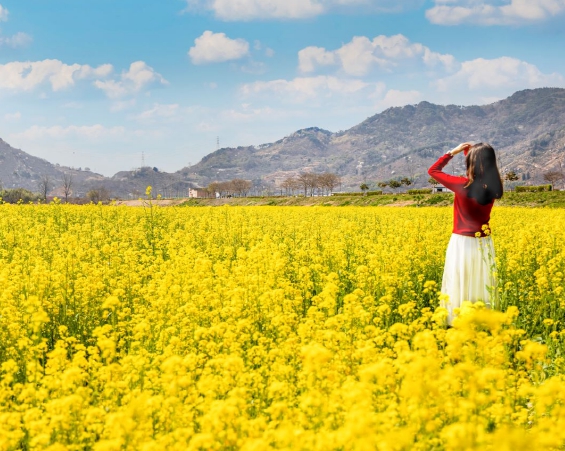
[450, 142, 472, 156]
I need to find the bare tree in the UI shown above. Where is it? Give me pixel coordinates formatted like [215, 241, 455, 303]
[231, 179, 252, 197]
[291, 178, 302, 195]
[318, 172, 340, 195]
[311, 174, 322, 196]
[37, 175, 52, 200]
[316, 174, 327, 195]
[207, 180, 249, 198]
[243, 180, 252, 197]
[217, 181, 232, 198]
[207, 182, 220, 198]
[297, 172, 317, 196]
[296, 173, 308, 196]
[282, 172, 339, 196]
[281, 177, 303, 196]
[280, 177, 296, 196]
[544, 171, 564, 189]
[62, 173, 73, 203]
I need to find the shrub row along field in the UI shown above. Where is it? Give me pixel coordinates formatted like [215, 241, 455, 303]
[1, 204, 565, 450]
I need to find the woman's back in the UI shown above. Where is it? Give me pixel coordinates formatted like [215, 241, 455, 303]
[428, 153, 494, 237]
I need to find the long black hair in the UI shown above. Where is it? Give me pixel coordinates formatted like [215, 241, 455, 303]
[464, 143, 503, 206]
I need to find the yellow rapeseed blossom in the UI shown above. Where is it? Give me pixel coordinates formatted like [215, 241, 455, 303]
[0, 204, 564, 450]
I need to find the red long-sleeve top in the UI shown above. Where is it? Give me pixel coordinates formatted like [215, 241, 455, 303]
[428, 153, 493, 237]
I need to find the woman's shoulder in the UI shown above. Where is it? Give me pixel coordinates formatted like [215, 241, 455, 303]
[451, 176, 468, 185]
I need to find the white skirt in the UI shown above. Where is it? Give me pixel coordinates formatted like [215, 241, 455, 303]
[440, 233, 497, 325]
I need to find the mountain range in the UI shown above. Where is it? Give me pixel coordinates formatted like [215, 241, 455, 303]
[1, 87, 565, 198]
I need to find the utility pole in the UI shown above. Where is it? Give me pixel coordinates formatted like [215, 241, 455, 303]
[217, 136, 220, 150]
[142, 151, 145, 168]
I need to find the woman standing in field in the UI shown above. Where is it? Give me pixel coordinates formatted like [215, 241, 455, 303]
[428, 142, 504, 325]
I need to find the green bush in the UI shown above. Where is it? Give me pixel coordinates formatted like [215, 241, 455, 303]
[515, 185, 553, 193]
[425, 194, 450, 205]
[0, 188, 41, 204]
[332, 191, 383, 197]
[408, 189, 433, 195]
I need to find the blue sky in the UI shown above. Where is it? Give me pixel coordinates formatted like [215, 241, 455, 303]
[1, 0, 564, 175]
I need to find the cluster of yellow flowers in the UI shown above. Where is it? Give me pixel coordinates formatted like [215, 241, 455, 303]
[1, 203, 565, 450]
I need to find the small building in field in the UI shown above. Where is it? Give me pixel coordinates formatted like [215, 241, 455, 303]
[433, 185, 452, 193]
[188, 188, 211, 198]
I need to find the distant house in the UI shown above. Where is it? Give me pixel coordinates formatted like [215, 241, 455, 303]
[188, 188, 211, 198]
[433, 185, 452, 193]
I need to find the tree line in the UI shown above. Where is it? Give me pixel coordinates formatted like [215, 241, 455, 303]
[206, 179, 253, 198]
[280, 172, 341, 196]
[0, 173, 113, 204]
[497, 170, 564, 190]
[373, 177, 413, 193]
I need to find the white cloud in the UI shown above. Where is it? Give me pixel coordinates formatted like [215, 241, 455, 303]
[196, 121, 219, 132]
[10, 124, 126, 141]
[186, 0, 324, 20]
[94, 61, 167, 98]
[185, 0, 421, 20]
[110, 99, 137, 112]
[93, 80, 128, 99]
[219, 104, 300, 122]
[299, 34, 458, 76]
[0, 4, 8, 21]
[62, 102, 84, 109]
[426, 0, 565, 25]
[298, 47, 336, 73]
[240, 60, 267, 74]
[368, 81, 387, 99]
[0, 5, 33, 48]
[241, 75, 370, 102]
[434, 57, 565, 92]
[222, 106, 279, 121]
[376, 89, 422, 110]
[135, 103, 180, 121]
[3, 111, 21, 121]
[81, 65, 114, 78]
[254, 40, 275, 57]
[0, 32, 32, 48]
[0, 60, 113, 92]
[122, 62, 165, 91]
[189, 31, 250, 65]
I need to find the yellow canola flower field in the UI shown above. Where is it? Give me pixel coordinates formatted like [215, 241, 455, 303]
[1, 203, 565, 451]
